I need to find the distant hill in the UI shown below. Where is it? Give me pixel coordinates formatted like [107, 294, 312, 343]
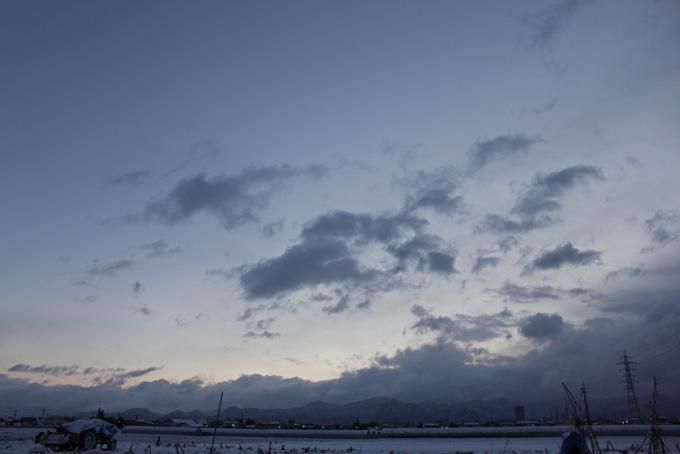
[109, 394, 680, 425]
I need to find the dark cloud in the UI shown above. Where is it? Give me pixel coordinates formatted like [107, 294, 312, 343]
[143, 164, 326, 228]
[105, 169, 150, 188]
[139, 239, 181, 258]
[645, 210, 680, 246]
[468, 134, 543, 174]
[519, 313, 565, 341]
[8, 364, 79, 377]
[87, 259, 135, 279]
[525, 242, 601, 273]
[520, 0, 593, 48]
[598, 255, 680, 316]
[239, 210, 455, 305]
[2, 304, 678, 412]
[93, 366, 163, 386]
[132, 281, 143, 295]
[240, 239, 376, 300]
[3, 258, 680, 414]
[471, 255, 501, 274]
[7, 364, 161, 387]
[427, 252, 456, 274]
[480, 165, 604, 234]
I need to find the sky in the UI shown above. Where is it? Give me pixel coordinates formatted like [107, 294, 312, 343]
[1, 0, 680, 414]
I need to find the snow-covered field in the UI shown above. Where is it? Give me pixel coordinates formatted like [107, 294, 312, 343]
[2, 428, 679, 454]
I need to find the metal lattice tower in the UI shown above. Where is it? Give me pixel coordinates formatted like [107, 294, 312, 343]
[618, 350, 642, 421]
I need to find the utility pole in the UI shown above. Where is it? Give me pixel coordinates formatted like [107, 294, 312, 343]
[581, 383, 592, 426]
[210, 392, 223, 454]
[618, 350, 642, 421]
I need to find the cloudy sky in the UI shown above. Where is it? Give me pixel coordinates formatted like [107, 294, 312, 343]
[1, 0, 680, 413]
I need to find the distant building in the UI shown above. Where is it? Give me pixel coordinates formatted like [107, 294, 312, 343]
[514, 405, 525, 421]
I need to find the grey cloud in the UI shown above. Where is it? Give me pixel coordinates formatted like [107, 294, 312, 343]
[243, 330, 280, 340]
[494, 282, 595, 303]
[115, 366, 162, 380]
[468, 134, 543, 174]
[73, 295, 97, 304]
[82, 367, 125, 376]
[625, 155, 642, 168]
[645, 210, 680, 246]
[480, 165, 604, 234]
[410, 306, 514, 343]
[240, 239, 376, 300]
[322, 295, 351, 315]
[237, 300, 296, 321]
[526, 242, 601, 273]
[164, 139, 221, 177]
[513, 165, 604, 218]
[105, 169, 150, 188]
[495, 282, 560, 303]
[399, 166, 464, 216]
[497, 236, 520, 253]
[355, 299, 371, 310]
[527, 98, 558, 116]
[144, 164, 326, 229]
[87, 259, 135, 279]
[519, 313, 565, 341]
[8, 364, 79, 377]
[406, 188, 464, 215]
[479, 214, 552, 234]
[260, 220, 285, 237]
[472, 255, 501, 274]
[205, 268, 234, 280]
[520, 0, 593, 48]
[132, 281, 143, 295]
[94, 366, 163, 386]
[131, 305, 151, 316]
[247, 317, 276, 332]
[389, 234, 456, 275]
[605, 266, 646, 283]
[140, 239, 181, 258]
[302, 211, 425, 245]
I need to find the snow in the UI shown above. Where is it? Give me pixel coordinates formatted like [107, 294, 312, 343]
[2, 427, 679, 454]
